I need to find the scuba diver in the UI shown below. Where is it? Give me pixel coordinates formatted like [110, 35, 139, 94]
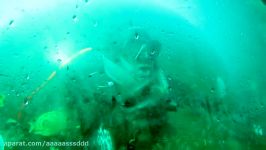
[96, 30, 177, 149]
[61, 30, 177, 150]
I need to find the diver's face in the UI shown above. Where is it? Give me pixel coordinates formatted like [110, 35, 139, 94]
[137, 40, 161, 63]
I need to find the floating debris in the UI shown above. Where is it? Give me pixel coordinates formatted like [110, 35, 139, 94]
[88, 72, 98, 78]
[72, 15, 78, 22]
[9, 20, 14, 26]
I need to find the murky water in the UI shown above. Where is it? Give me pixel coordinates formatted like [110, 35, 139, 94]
[0, 0, 266, 149]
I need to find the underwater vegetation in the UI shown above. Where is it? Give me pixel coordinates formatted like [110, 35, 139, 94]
[29, 110, 68, 137]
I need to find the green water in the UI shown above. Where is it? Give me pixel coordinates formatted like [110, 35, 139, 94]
[0, 0, 266, 149]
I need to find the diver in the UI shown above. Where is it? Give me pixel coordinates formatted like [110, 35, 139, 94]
[102, 30, 177, 150]
[62, 30, 177, 150]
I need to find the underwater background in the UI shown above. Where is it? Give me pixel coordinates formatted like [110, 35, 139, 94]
[0, 0, 266, 149]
